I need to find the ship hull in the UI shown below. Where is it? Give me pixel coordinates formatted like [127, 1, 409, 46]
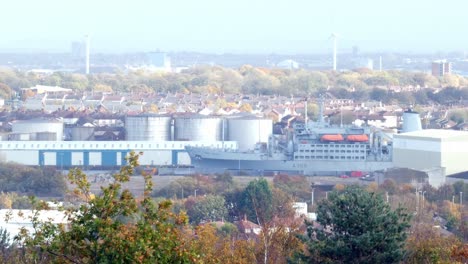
[186, 147, 393, 175]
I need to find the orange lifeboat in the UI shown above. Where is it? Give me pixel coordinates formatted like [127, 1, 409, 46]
[346, 134, 369, 142]
[321, 134, 344, 142]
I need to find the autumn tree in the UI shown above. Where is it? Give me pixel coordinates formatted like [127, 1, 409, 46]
[240, 178, 303, 264]
[298, 185, 411, 264]
[19, 152, 200, 263]
[0, 83, 12, 99]
[191, 224, 256, 264]
[238, 103, 253, 113]
[405, 224, 467, 264]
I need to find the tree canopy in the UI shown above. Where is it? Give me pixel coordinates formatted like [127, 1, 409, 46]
[299, 185, 411, 264]
[1, 67, 468, 101]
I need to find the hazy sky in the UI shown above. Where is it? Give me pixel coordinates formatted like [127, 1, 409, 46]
[1, 0, 467, 54]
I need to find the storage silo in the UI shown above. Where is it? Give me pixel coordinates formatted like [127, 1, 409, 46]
[12, 119, 64, 141]
[174, 115, 226, 141]
[402, 110, 422, 133]
[125, 115, 172, 141]
[70, 126, 95, 141]
[228, 117, 272, 151]
[35, 132, 59, 141]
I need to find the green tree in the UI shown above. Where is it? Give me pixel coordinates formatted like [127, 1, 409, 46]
[186, 195, 228, 224]
[241, 178, 273, 225]
[299, 185, 411, 264]
[369, 87, 388, 102]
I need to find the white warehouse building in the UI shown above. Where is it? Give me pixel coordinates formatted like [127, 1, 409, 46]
[393, 129, 468, 186]
[0, 141, 237, 168]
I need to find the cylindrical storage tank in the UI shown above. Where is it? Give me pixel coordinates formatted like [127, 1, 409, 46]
[174, 116, 225, 141]
[402, 111, 422, 133]
[35, 132, 58, 141]
[8, 133, 31, 141]
[70, 127, 95, 141]
[228, 117, 272, 151]
[125, 115, 172, 141]
[12, 119, 64, 141]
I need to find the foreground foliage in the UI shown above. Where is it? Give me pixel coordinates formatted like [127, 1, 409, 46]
[19, 151, 199, 263]
[297, 185, 412, 264]
[405, 224, 468, 264]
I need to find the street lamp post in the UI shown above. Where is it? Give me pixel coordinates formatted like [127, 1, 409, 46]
[311, 183, 315, 207]
[460, 192, 463, 206]
[415, 188, 419, 214]
[419, 191, 426, 210]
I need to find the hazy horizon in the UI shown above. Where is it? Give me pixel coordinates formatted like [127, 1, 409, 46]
[1, 0, 467, 54]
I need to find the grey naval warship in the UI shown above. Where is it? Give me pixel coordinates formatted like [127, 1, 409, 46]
[185, 103, 393, 175]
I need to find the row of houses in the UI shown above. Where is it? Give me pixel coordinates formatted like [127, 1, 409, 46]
[2, 86, 465, 132]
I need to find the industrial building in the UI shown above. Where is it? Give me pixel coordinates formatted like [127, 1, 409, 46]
[393, 129, 468, 186]
[0, 141, 237, 168]
[0, 114, 272, 168]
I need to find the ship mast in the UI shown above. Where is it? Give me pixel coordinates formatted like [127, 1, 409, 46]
[304, 97, 308, 130]
[318, 95, 325, 124]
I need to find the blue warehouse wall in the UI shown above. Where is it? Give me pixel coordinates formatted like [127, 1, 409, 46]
[102, 151, 117, 166]
[56, 151, 72, 167]
[37, 149, 186, 167]
[84, 152, 89, 166]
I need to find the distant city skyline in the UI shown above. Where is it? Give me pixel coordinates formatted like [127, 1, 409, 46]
[1, 0, 467, 54]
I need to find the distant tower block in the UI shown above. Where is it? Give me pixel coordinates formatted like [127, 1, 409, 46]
[85, 34, 90, 74]
[402, 110, 422, 133]
[431, 60, 451, 77]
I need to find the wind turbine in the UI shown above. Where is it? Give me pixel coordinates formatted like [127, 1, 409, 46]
[329, 33, 338, 71]
[84, 34, 90, 74]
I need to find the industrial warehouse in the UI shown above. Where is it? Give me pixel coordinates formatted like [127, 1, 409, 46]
[0, 114, 271, 168]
